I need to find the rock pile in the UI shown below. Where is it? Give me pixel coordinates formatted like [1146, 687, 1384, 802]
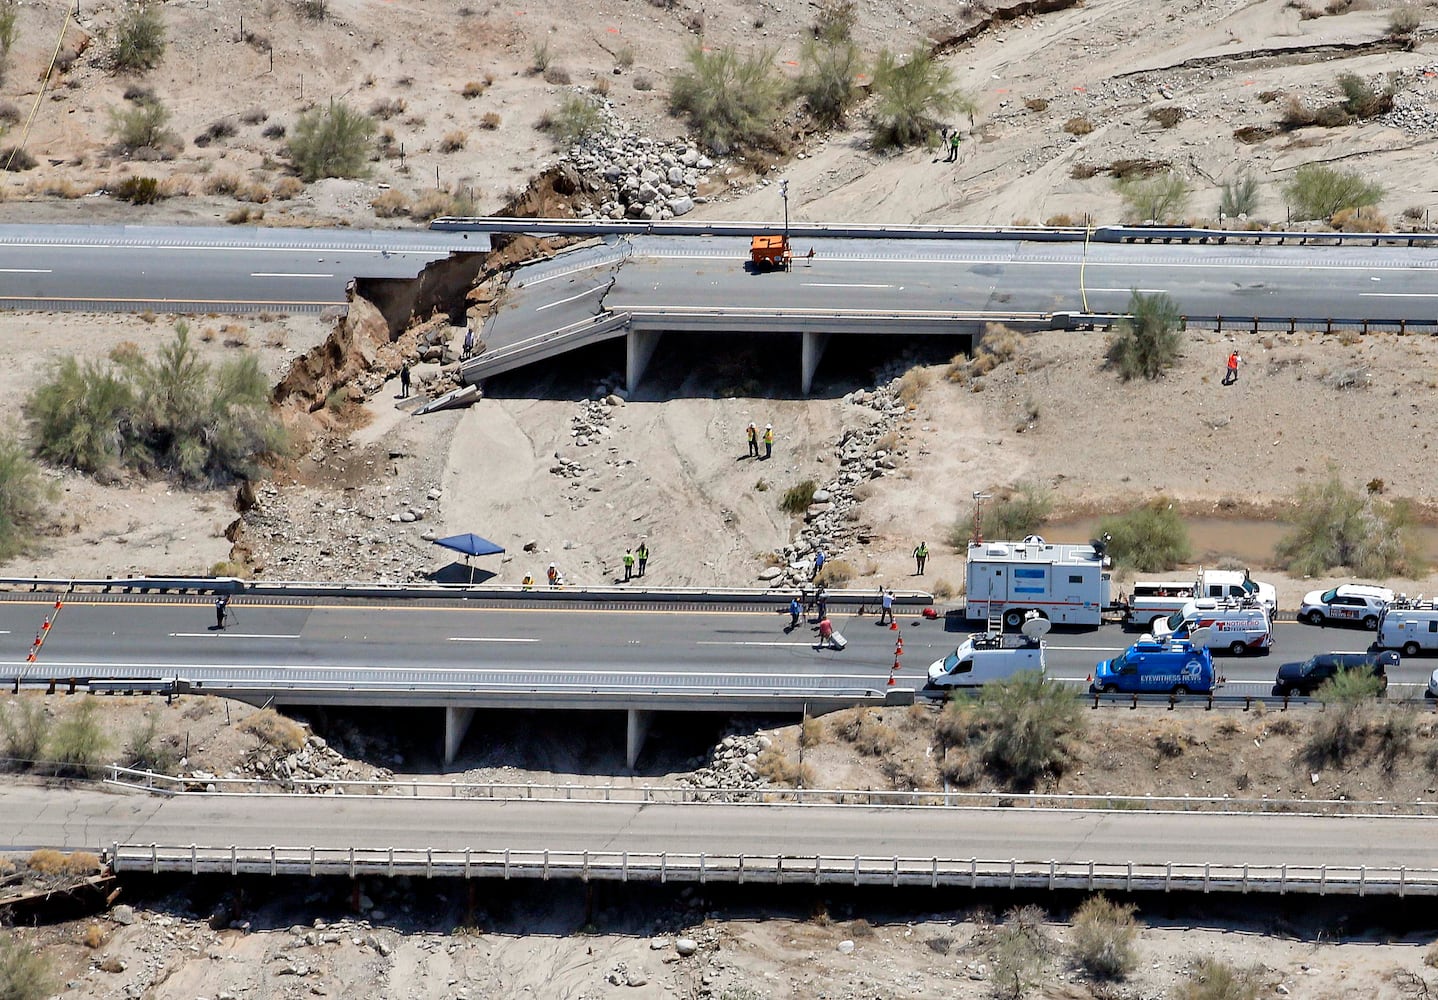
[561, 96, 716, 220]
[677, 731, 773, 799]
[761, 372, 912, 588]
[182, 733, 394, 792]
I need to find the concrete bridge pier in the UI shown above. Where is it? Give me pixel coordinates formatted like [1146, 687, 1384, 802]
[625, 708, 651, 770]
[443, 706, 475, 765]
[626, 329, 662, 395]
[801, 331, 831, 395]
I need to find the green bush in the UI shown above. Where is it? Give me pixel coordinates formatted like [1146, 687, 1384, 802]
[112, 2, 166, 72]
[990, 906, 1052, 1000]
[1303, 669, 1384, 768]
[1105, 290, 1181, 381]
[1274, 466, 1423, 577]
[545, 93, 604, 145]
[796, 37, 863, 127]
[1283, 163, 1384, 221]
[870, 46, 973, 150]
[1068, 895, 1139, 979]
[812, 0, 856, 43]
[1099, 497, 1191, 573]
[27, 323, 287, 485]
[287, 100, 376, 181]
[1390, 5, 1421, 36]
[669, 43, 783, 154]
[108, 98, 176, 151]
[1337, 72, 1395, 119]
[983, 482, 1052, 541]
[0, 934, 52, 1000]
[942, 671, 1085, 790]
[112, 175, 163, 204]
[780, 479, 818, 514]
[0, 699, 48, 768]
[0, 436, 52, 562]
[1116, 169, 1189, 223]
[46, 699, 108, 777]
[1219, 173, 1259, 219]
[126, 710, 179, 774]
[1177, 959, 1260, 1000]
[0, 0, 18, 85]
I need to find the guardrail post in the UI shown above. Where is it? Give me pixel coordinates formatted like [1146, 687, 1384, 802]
[1279, 864, 1286, 894]
[892, 857, 899, 887]
[310, 846, 316, 878]
[1164, 862, 1171, 892]
[271, 845, 277, 878]
[349, 847, 355, 879]
[660, 853, 667, 884]
[543, 850, 550, 880]
[933, 858, 940, 889]
[700, 853, 707, 885]
[1401, 866, 1407, 898]
[464, 848, 471, 879]
[1202, 862, 1210, 893]
[1319, 865, 1327, 894]
[190, 844, 197, 875]
[387, 847, 394, 878]
[738, 855, 745, 885]
[1088, 860, 1094, 890]
[426, 848, 433, 879]
[504, 849, 510, 879]
[151, 843, 158, 874]
[1242, 863, 1249, 892]
[1049, 860, 1056, 890]
[970, 858, 977, 889]
[1009, 859, 1017, 890]
[582, 850, 590, 882]
[1360, 866, 1366, 896]
[622, 852, 629, 882]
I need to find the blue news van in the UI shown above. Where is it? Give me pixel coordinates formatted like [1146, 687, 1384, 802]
[1089, 637, 1217, 695]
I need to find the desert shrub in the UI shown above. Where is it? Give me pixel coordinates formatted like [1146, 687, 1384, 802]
[371, 188, 410, 217]
[1374, 703, 1417, 773]
[287, 100, 376, 181]
[25, 849, 66, 874]
[27, 324, 286, 485]
[799, 716, 823, 748]
[241, 708, 306, 752]
[1337, 72, 1395, 119]
[814, 558, 854, 586]
[239, 106, 268, 124]
[1284, 163, 1383, 221]
[1219, 173, 1259, 218]
[545, 93, 603, 144]
[780, 479, 818, 514]
[439, 129, 467, 152]
[836, 709, 898, 756]
[1147, 106, 1183, 128]
[203, 173, 241, 196]
[0, 101, 17, 126]
[108, 98, 177, 152]
[226, 205, 261, 225]
[126, 709, 179, 774]
[1099, 497, 1190, 572]
[1178, 958, 1260, 1000]
[990, 906, 1052, 1000]
[262, 122, 286, 139]
[983, 481, 1053, 541]
[479, 111, 501, 130]
[870, 46, 973, 150]
[0, 145, 32, 171]
[1068, 895, 1139, 979]
[0, 436, 51, 561]
[1390, 5, 1421, 36]
[1331, 206, 1388, 233]
[0, 933, 51, 999]
[895, 367, 931, 406]
[235, 181, 270, 204]
[1425, 940, 1438, 969]
[1063, 116, 1093, 135]
[272, 175, 303, 199]
[112, 2, 166, 72]
[1275, 465, 1423, 577]
[0, 699, 48, 767]
[112, 175, 163, 204]
[755, 747, 814, 787]
[295, 0, 328, 19]
[669, 43, 783, 154]
[1116, 169, 1189, 223]
[1024, 97, 1049, 112]
[633, 74, 654, 91]
[81, 924, 106, 948]
[47, 699, 108, 777]
[0, 1, 16, 85]
[1105, 290, 1181, 381]
[943, 671, 1085, 790]
[461, 80, 485, 99]
[193, 118, 237, 147]
[796, 36, 863, 127]
[813, 0, 856, 42]
[1304, 670, 1384, 767]
[542, 64, 571, 85]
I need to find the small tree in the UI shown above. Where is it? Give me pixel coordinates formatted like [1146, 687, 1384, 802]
[983, 481, 1053, 540]
[47, 699, 108, 777]
[112, 2, 167, 72]
[969, 670, 1085, 789]
[1275, 465, 1423, 577]
[287, 100, 376, 181]
[1283, 163, 1383, 221]
[0, 699, 48, 768]
[990, 906, 1052, 1000]
[108, 98, 176, 151]
[0, 933, 53, 1000]
[1219, 173, 1259, 219]
[1105, 290, 1181, 381]
[0, 0, 18, 85]
[870, 46, 973, 150]
[796, 36, 863, 127]
[1068, 895, 1139, 980]
[27, 356, 132, 472]
[0, 435, 52, 562]
[1100, 496, 1191, 572]
[546, 93, 604, 145]
[812, 0, 856, 43]
[1116, 169, 1190, 223]
[668, 43, 783, 154]
[1389, 5, 1421, 40]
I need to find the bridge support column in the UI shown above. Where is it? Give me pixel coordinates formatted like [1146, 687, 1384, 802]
[626, 329, 662, 395]
[801, 331, 830, 395]
[625, 709, 651, 770]
[443, 706, 475, 766]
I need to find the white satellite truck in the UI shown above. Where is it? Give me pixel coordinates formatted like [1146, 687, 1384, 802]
[927, 614, 1050, 693]
[964, 536, 1115, 629]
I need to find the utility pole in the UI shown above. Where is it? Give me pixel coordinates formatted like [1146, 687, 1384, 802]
[972, 491, 991, 544]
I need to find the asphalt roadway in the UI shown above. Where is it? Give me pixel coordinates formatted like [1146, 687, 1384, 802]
[482, 235, 1438, 354]
[0, 224, 487, 313]
[0, 593, 1420, 699]
[0, 783, 1429, 872]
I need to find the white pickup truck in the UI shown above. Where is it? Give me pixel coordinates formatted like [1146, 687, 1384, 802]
[926, 632, 1045, 691]
[1125, 568, 1277, 631]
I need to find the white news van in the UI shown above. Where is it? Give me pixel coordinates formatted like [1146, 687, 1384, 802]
[927, 615, 1050, 691]
[965, 538, 1113, 628]
[1149, 598, 1273, 655]
[1125, 568, 1277, 630]
[1376, 600, 1438, 656]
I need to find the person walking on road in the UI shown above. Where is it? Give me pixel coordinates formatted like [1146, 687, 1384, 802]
[214, 594, 230, 630]
[815, 585, 828, 625]
[1223, 350, 1241, 386]
[787, 595, 802, 632]
[879, 587, 895, 625]
[913, 541, 929, 575]
[399, 362, 412, 399]
[622, 548, 635, 582]
[762, 424, 774, 460]
[816, 617, 836, 650]
[636, 541, 649, 577]
[746, 422, 760, 458]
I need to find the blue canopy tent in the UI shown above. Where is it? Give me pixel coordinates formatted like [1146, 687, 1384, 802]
[432, 533, 505, 584]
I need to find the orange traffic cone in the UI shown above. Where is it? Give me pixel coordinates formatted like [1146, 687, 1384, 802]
[887, 671, 897, 686]
[892, 657, 902, 672]
[889, 621, 898, 631]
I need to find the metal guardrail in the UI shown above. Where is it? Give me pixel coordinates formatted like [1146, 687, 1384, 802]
[1056, 312, 1438, 334]
[107, 841, 1438, 895]
[100, 766, 1438, 817]
[431, 217, 1438, 249]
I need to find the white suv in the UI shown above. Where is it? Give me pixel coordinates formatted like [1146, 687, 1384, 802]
[1298, 584, 1395, 630]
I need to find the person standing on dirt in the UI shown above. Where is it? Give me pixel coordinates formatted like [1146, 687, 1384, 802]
[214, 594, 230, 630]
[399, 362, 412, 399]
[547, 563, 560, 588]
[1223, 350, 1241, 385]
[636, 541, 649, 577]
[762, 424, 774, 460]
[746, 422, 760, 459]
[913, 541, 929, 575]
[462, 327, 475, 359]
[622, 548, 635, 582]
[947, 131, 961, 163]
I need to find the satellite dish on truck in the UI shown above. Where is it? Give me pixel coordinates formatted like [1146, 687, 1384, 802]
[1020, 614, 1052, 639]
[1187, 626, 1213, 648]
